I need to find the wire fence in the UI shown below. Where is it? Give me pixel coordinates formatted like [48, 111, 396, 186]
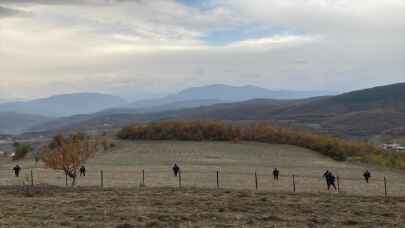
[0, 167, 403, 197]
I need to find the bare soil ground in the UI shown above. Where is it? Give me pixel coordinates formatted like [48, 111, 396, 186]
[1, 140, 405, 196]
[0, 186, 404, 228]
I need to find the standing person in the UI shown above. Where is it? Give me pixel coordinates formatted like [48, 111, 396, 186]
[322, 170, 330, 189]
[363, 170, 371, 183]
[79, 165, 86, 177]
[172, 163, 180, 177]
[327, 172, 337, 191]
[273, 168, 279, 180]
[13, 165, 21, 177]
[323, 170, 337, 191]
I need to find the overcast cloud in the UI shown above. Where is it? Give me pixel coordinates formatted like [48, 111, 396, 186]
[0, 0, 404, 100]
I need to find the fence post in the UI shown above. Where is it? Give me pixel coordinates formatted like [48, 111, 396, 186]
[141, 169, 145, 187]
[178, 170, 182, 188]
[100, 170, 104, 188]
[65, 172, 68, 187]
[255, 171, 258, 190]
[337, 176, 340, 193]
[292, 175, 296, 193]
[216, 170, 220, 189]
[384, 176, 387, 197]
[30, 169, 34, 187]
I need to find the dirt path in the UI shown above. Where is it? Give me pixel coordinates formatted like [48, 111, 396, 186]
[0, 186, 404, 228]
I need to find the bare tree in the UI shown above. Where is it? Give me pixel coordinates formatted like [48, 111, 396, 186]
[41, 133, 99, 186]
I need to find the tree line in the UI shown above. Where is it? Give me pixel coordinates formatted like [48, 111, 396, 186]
[118, 121, 405, 168]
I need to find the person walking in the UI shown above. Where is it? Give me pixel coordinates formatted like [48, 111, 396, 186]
[79, 165, 86, 177]
[363, 170, 371, 183]
[13, 165, 21, 177]
[273, 168, 279, 180]
[323, 170, 337, 191]
[172, 163, 180, 177]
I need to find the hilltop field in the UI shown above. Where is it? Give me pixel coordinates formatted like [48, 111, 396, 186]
[1, 140, 405, 195]
[0, 140, 404, 227]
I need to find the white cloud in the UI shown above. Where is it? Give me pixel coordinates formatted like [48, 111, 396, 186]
[0, 0, 404, 100]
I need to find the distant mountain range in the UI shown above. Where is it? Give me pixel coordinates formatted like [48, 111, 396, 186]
[0, 85, 335, 134]
[27, 82, 405, 139]
[126, 84, 335, 110]
[0, 93, 127, 117]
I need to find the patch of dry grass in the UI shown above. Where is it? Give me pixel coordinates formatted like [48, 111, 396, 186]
[0, 186, 404, 228]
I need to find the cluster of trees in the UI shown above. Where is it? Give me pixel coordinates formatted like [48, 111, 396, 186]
[118, 121, 385, 163]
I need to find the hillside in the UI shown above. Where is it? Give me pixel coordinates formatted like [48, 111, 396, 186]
[0, 112, 52, 135]
[0, 93, 127, 117]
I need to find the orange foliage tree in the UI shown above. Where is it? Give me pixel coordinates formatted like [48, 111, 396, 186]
[41, 133, 99, 186]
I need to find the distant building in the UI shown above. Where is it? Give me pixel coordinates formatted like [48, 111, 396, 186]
[381, 144, 405, 151]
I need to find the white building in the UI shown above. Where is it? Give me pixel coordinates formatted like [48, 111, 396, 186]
[381, 144, 405, 151]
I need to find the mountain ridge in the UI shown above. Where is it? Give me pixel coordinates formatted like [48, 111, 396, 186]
[0, 92, 127, 117]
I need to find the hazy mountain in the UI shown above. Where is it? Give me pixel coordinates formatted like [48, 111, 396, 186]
[0, 93, 127, 117]
[0, 112, 52, 135]
[100, 99, 223, 115]
[127, 84, 336, 109]
[29, 83, 405, 139]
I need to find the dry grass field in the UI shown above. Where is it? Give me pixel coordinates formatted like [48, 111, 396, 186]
[0, 140, 405, 227]
[1, 140, 404, 196]
[0, 186, 405, 228]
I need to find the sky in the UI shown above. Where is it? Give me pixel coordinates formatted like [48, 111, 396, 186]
[0, 0, 404, 100]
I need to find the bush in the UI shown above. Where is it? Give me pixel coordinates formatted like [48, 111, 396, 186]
[12, 143, 33, 161]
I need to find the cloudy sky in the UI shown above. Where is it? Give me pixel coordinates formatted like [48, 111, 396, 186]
[0, 0, 404, 100]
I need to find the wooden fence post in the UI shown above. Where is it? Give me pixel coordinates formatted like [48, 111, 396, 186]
[30, 169, 34, 187]
[141, 169, 145, 187]
[255, 171, 258, 190]
[337, 176, 340, 193]
[216, 171, 220, 189]
[178, 170, 182, 188]
[100, 170, 104, 188]
[292, 175, 296, 193]
[384, 176, 387, 197]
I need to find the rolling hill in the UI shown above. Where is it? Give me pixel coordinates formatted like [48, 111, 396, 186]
[0, 112, 52, 135]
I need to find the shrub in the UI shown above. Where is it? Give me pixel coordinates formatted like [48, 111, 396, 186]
[12, 143, 33, 161]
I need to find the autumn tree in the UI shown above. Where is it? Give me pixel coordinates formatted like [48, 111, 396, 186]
[41, 133, 99, 186]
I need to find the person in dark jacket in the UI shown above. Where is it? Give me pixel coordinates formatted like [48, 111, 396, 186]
[172, 163, 180, 177]
[363, 170, 371, 183]
[273, 168, 279, 180]
[79, 165, 86, 177]
[323, 170, 337, 191]
[13, 165, 21, 177]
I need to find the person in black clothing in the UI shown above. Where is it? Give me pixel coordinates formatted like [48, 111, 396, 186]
[79, 165, 86, 177]
[363, 170, 371, 183]
[273, 168, 279, 180]
[323, 170, 337, 191]
[13, 165, 21, 177]
[172, 163, 180, 177]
